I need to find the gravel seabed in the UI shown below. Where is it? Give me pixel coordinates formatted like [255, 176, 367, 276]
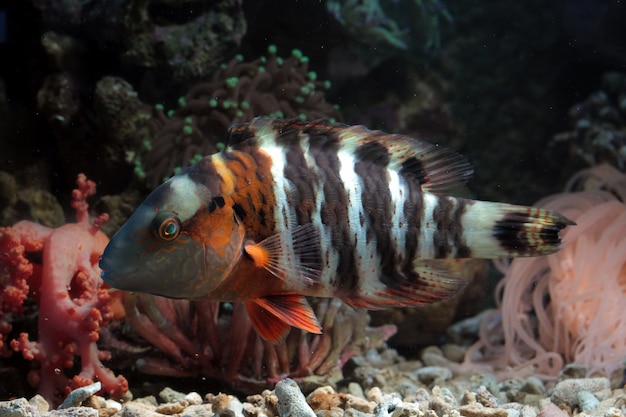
[1, 345, 624, 417]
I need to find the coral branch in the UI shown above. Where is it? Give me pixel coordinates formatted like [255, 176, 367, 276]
[3, 174, 127, 404]
[121, 294, 396, 391]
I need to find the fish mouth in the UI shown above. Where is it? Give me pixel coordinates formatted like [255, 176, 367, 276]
[98, 246, 140, 289]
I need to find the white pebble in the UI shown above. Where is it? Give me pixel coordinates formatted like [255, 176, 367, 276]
[58, 382, 101, 409]
[184, 392, 204, 406]
[275, 379, 316, 417]
[577, 391, 599, 413]
[0, 398, 33, 417]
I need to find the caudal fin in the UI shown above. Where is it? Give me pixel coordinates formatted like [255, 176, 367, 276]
[461, 201, 575, 258]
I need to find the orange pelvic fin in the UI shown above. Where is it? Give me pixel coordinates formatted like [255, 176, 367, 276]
[245, 295, 322, 343]
[243, 223, 323, 284]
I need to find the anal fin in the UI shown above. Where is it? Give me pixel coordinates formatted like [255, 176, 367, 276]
[344, 260, 466, 309]
[245, 295, 322, 343]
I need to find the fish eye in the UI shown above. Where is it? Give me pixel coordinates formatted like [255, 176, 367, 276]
[151, 211, 181, 242]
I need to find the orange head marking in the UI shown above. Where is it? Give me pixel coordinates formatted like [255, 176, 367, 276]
[100, 171, 245, 299]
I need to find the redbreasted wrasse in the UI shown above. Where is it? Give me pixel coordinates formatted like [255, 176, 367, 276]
[100, 118, 574, 342]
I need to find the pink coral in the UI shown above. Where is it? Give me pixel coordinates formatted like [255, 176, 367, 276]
[3, 174, 127, 404]
[464, 164, 626, 380]
[0, 227, 33, 356]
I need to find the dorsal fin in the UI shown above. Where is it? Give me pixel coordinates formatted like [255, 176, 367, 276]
[226, 118, 473, 193]
[336, 124, 473, 193]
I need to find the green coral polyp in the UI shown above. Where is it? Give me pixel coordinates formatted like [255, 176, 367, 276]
[226, 77, 239, 88]
[140, 44, 342, 188]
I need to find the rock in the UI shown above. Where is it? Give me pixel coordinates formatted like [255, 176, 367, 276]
[414, 366, 453, 385]
[476, 386, 499, 408]
[537, 404, 568, 417]
[550, 377, 610, 408]
[0, 398, 33, 417]
[457, 404, 508, 417]
[315, 408, 344, 417]
[576, 391, 599, 413]
[556, 364, 587, 381]
[46, 407, 98, 417]
[275, 379, 316, 417]
[180, 404, 213, 417]
[184, 393, 204, 406]
[520, 378, 545, 395]
[28, 396, 49, 416]
[159, 388, 186, 403]
[347, 383, 365, 399]
[121, 404, 168, 417]
[373, 397, 402, 417]
[155, 402, 186, 414]
[344, 409, 372, 417]
[58, 382, 101, 409]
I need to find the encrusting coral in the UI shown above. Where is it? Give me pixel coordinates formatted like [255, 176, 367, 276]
[0, 174, 127, 405]
[462, 164, 626, 381]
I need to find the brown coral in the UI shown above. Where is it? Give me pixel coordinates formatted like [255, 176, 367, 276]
[141, 45, 343, 187]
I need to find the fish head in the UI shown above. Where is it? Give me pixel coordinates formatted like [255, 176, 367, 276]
[99, 169, 246, 299]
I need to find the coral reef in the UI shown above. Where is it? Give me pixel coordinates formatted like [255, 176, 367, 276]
[119, 294, 396, 392]
[553, 72, 626, 170]
[1, 174, 127, 404]
[0, 171, 65, 228]
[140, 45, 343, 187]
[34, 0, 246, 84]
[327, 0, 452, 51]
[462, 164, 626, 381]
[122, 0, 247, 83]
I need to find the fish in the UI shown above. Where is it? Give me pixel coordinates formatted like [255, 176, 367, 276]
[99, 118, 574, 342]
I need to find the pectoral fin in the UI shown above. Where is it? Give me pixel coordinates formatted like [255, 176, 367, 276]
[244, 295, 322, 343]
[243, 223, 323, 284]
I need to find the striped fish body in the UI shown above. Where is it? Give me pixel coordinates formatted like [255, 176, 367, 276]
[100, 118, 574, 342]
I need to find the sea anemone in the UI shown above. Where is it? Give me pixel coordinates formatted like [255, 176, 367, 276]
[117, 294, 396, 392]
[464, 164, 626, 380]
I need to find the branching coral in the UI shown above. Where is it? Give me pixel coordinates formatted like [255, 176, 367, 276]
[1, 174, 128, 404]
[553, 72, 626, 170]
[327, 0, 452, 51]
[140, 45, 343, 187]
[120, 294, 396, 391]
[463, 164, 626, 380]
